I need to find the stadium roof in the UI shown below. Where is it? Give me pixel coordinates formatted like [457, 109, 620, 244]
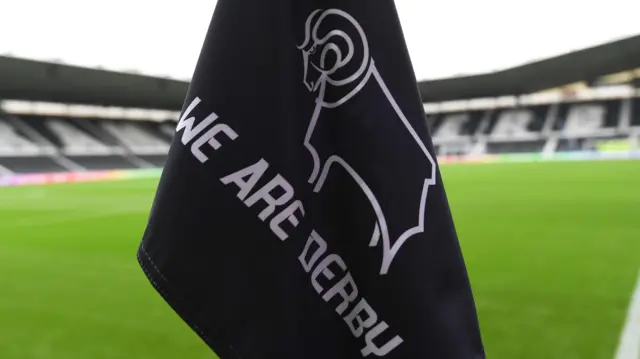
[419, 34, 640, 102]
[0, 56, 188, 110]
[1, 34, 639, 110]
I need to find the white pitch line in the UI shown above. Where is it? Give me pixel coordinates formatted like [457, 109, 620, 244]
[614, 269, 640, 359]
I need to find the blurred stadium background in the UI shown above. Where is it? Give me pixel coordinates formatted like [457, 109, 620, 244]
[0, 16, 639, 359]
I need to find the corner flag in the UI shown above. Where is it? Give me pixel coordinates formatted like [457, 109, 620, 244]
[138, 0, 485, 357]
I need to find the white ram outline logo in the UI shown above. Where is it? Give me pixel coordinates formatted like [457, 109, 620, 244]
[298, 9, 437, 275]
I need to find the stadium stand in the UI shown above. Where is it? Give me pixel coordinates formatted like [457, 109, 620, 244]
[19, 115, 113, 155]
[159, 122, 177, 138]
[3, 80, 640, 174]
[0, 116, 44, 156]
[0, 35, 639, 174]
[1, 87, 638, 174]
[423, 85, 640, 156]
[101, 121, 170, 154]
[0, 106, 176, 173]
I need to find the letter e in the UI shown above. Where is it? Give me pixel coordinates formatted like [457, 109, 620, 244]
[322, 272, 358, 315]
[270, 200, 305, 240]
[191, 122, 239, 163]
[311, 254, 346, 294]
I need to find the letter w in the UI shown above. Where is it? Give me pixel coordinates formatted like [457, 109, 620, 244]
[176, 97, 218, 144]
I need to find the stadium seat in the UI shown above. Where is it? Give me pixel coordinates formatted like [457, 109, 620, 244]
[484, 106, 546, 135]
[0, 119, 43, 156]
[102, 122, 170, 154]
[460, 111, 485, 136]
[70, 119, 124, 146]
[0, 95, 634, 174]
[434, 113, 468, 139]
[491, 109, 536, 138]
[45, 118, 111, 154]
[159, 123, 177, 138]
[563, 104, 605, 136]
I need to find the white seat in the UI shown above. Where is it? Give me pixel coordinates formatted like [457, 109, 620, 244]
[492, 110, 535, 138]
[160, 123, 176, 137]
[45, 119, 111, 154]
[434, 113, 468, 139]
[563, 104, 605, 136]
[102, 122, 170, 154]
[0, 120, 42, 156]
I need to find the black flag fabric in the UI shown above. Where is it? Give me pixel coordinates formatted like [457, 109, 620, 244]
[137, 0, 485, 358]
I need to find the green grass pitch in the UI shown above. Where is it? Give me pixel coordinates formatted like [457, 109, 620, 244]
[0, 160, 638, 359]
